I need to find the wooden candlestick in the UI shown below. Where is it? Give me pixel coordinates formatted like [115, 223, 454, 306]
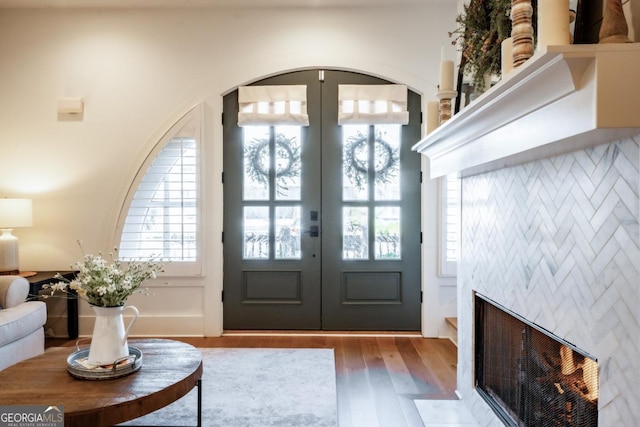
[511, 0, 534, 68]
[436, 89, 458, 123]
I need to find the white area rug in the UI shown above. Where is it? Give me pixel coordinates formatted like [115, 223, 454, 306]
[120, 348, 338, 427]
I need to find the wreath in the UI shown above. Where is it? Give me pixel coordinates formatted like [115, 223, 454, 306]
[343, 131, 399, 190]
[244, 133, 301, 195]
[449, 0, 513, 91]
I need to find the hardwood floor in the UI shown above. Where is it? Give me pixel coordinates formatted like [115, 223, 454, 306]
[47, 332, 458, 427]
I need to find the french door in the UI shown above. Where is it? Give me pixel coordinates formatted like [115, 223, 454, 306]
[223, 70, 421, 330]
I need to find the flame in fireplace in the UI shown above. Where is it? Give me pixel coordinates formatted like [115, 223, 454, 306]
[560, 345, 577, 375]
[582, 358, 598, 401]
[559, 345, 599, 402]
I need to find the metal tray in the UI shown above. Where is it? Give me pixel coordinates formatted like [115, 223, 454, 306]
[66, 346, 143, 380]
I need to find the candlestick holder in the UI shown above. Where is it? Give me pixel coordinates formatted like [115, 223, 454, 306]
[511, 0, 534, 68]
[436, 89, 458, 123]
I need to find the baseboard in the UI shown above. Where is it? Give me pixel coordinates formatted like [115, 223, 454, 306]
[223, 330, 424, 338]
[440, 317, 458, 346]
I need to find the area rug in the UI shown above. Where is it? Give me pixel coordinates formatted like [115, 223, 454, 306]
[120, 348, 338, 427]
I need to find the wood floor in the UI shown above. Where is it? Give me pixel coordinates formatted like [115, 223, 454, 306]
[47, 332, 458, 427]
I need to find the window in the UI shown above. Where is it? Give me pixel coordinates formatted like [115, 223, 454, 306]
[116, 107, 200, 275]
[439, 173, 460, 276]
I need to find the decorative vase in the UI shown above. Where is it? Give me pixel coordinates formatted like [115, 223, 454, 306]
[599, 0, 631, 43]
[88, 305, 139, 366]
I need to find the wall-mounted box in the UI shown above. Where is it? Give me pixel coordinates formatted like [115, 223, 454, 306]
[57, 97, 84, 114]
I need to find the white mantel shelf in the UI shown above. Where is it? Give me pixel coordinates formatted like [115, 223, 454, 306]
[413, 43, 640, 178]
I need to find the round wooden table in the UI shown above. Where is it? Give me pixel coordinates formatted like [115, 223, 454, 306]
[0, 339, 203, 427]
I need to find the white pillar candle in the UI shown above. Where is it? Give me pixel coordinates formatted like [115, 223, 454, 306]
[538, 0, 570, 49]
[439, 60, 454, 91]
[501, 37, 514, 76]
[426, 101, 439, 134]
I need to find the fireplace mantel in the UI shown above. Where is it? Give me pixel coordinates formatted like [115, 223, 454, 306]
[413, 43, 640, 178]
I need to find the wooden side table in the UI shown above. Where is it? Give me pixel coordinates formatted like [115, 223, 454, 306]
[27, 271, 78, 339]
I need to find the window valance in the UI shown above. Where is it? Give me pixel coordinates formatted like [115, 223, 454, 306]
[238, 85, 309, 127]
[338, 84, 409, 125]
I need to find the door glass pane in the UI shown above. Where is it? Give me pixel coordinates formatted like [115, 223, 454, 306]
[374, 124, 401, 201]
[343, 207, 369, 260]
[243, 126, 270, 201]
[243, 206, 269, 259]
[342, 124, 369, 201]
[276, 206, 301, 259]
[375, 206, 401, 259]
[275, 126, 302, 201]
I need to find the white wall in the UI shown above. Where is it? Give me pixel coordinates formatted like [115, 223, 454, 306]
[0, 4, 458, 337]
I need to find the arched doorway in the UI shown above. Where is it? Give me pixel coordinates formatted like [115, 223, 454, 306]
[223, 69, 422, 330]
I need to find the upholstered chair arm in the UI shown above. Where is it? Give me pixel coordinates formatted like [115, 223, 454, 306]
[0, 276, 29, 309]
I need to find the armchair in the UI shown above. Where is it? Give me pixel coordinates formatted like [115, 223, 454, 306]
[0, 275, 47, 370]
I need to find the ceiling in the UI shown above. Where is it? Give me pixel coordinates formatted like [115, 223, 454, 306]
[0, 0, 444, 8]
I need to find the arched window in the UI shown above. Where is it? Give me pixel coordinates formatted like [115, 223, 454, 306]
[116, 106, 201, 275]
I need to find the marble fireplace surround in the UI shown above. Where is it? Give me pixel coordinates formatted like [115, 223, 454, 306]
[414, 44, 640, 426]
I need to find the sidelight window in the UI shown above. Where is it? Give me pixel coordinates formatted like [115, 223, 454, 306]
[439, 173, 460, 276]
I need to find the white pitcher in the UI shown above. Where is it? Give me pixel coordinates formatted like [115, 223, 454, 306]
[88, 305, 139, 366]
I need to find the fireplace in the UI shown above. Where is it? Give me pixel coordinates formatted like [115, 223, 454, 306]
[475, 294, 598, 426]
[413, 46, 639, 425]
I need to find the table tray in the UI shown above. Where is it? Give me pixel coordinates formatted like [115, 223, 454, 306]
[66, 346, 143, 380]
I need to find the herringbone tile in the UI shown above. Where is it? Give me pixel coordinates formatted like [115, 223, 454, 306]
[457, 135, 640, 426]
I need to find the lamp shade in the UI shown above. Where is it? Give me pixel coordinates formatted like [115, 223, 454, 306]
[0, 198, 33, 228]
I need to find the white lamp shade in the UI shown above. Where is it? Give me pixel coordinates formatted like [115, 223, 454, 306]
[0, 199, 33, 228]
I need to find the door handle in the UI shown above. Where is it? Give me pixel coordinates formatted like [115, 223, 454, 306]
[308, 225, 319, 237]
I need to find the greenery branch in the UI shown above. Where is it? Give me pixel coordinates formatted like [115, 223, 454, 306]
[449, 0, 513, 91]
[44, 241, 165, 307]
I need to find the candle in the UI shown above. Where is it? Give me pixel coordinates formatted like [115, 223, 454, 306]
[439, 60, 454, 91]
[501, 37, 514, 76]
[538, 0, 570, 49]
[426, 101, 439, 134]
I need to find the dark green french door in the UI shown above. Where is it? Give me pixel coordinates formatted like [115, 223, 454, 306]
[223, 69, 422, 330]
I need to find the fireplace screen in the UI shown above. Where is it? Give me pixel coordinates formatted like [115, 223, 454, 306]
[475, 294, 598, 426]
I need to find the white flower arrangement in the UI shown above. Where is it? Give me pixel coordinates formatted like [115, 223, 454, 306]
[46, 244, 164, 307]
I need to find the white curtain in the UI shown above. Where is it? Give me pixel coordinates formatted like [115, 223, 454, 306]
[238, 85, 309, 127]
[338, 84, 409, 125]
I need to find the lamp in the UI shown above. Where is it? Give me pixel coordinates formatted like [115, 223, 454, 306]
[0, 198, 33, 275]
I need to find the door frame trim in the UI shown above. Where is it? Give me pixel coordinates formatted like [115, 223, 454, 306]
[204, 66, 446, 338]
